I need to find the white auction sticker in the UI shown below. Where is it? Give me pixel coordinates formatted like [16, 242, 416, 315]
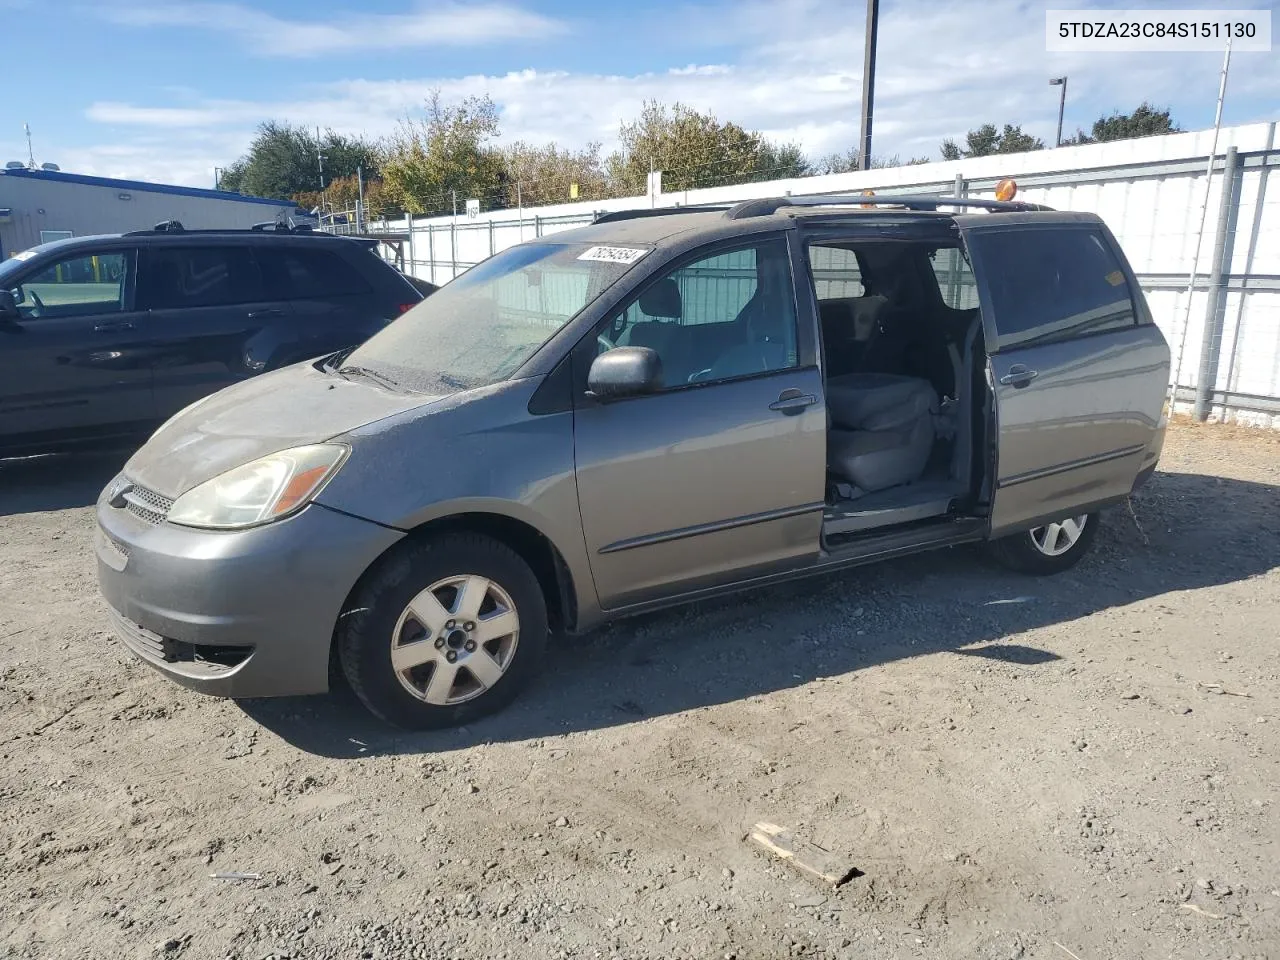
[577, 245, 649, 264]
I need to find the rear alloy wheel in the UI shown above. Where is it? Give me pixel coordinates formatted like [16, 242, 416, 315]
[988, 512, 1099, 575]
[338, 534, 547, 728]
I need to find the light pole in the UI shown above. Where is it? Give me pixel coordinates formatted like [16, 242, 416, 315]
[858, 0, 879, 170]
[1049, 76, 1067, 147]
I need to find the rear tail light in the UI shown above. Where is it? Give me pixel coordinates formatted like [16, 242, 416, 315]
[397, 303, 415, 315]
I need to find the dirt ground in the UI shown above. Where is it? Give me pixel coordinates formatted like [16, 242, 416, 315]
[2, 421, 1278, 960]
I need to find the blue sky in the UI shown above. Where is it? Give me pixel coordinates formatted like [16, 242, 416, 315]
[2, 0, 1277, 188]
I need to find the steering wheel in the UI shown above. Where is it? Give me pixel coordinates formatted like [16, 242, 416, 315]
[687, 368, 713, 383]
[596, 332, 616, 353]
[27, 290, 45, 319]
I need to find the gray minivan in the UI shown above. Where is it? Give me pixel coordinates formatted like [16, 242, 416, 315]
[95, 194, 1170, 728]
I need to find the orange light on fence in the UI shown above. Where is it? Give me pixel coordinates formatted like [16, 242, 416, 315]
[860, 188, 876, 209]
[994, 178, 1018, 201]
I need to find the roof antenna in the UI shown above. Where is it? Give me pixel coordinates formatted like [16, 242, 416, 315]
[24, 122, 35, 170]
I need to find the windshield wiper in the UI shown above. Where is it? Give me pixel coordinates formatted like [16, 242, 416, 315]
[337, 364, 399, 390]
[324, 345, 357, 371]
[436, 373, 469, 390]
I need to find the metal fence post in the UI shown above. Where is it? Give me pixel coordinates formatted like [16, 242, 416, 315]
[488, 218, 495, 257]
[404, 212, 415, 278]
[427, 224, 436, 286]
[450, 219, 458, 280]
[535, 216, 542, 238]
[1194, 146, 1242, 421]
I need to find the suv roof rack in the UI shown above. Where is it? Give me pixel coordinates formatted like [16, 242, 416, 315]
[592, 205, 731, 225]
[726, 194, 1053, 219]
[251, 218, 314, 233]
[123, 225, 334, 238]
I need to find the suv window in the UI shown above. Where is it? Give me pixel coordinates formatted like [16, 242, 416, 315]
[596, 238, 798, 388]
[979, 228, 1136, 349]
[257, 246, 372, 299]
[146, 246, 263, 309]
[928, 247, 979, 310]
[13, 251, 133, 319]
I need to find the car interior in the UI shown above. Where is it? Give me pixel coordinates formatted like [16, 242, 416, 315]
[603, 240, 800, 385]
[811, 241, 988, 538]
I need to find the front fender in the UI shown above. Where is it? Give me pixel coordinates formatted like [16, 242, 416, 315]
[313, 379, 602, 626]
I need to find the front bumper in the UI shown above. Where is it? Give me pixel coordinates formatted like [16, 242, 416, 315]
[96, 494, 403, 698]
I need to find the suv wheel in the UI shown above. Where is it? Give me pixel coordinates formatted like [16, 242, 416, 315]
[338, 533, 547, 729]
[987, 513, 1099, 575]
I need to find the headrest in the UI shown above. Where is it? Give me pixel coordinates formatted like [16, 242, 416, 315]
[639, 278, 682, 319]
[849, 295, 888, 341]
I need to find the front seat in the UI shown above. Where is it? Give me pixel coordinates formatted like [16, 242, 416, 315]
[624, 278, 688, 385]
[825, 372, 937, 493]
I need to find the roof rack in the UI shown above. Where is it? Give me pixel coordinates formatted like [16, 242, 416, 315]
[123, 225, 336, 238]
[592, 205, 731, 225]
[725, 194, 1053, 219]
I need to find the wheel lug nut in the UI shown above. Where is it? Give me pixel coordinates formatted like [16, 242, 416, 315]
[434, 637, 445, 649]
[446, 650, 457, 663]
[464, 621, 475, 632]
[445, 619, 456, 629]
[464, 640, 476, 652]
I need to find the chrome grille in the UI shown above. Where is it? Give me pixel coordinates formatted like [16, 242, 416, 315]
[122, 484, 173, 525]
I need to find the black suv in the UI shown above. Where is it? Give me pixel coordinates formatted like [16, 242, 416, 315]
[0, 223, 427, 456]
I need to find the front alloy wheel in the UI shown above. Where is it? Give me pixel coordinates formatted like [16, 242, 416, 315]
[338, 533, 547, 728]
[391, 575, 520, 706]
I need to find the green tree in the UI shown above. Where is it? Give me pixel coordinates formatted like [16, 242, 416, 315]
[1063, 102, 1180, 146]
[502, 140, 609, 206]
[811, 150, 930, 174]
[293, 174, 398, 218]
[380, 92, 506, 215]
[605, 101, 800, 194]
[219, 121, 378, 200]
[753, 141, 810, 180]
[941, 123, 1044, 160]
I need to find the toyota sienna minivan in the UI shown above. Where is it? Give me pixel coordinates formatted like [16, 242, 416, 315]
[96, 192, 1170, 728]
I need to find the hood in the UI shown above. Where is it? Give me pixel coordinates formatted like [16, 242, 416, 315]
[125, 362, 445, 497]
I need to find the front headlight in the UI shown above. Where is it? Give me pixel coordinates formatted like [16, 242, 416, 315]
[167, 443, 348, 530]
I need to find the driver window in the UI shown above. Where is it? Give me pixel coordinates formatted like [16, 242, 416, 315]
[14, 251, 131, 320]
[596, 238, 798, 388]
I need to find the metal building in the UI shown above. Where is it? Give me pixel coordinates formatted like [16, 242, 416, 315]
[0, 167, 296, 259]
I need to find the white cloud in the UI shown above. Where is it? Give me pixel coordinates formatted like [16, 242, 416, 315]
[97, 1, 567, 56]
[74, 0, 1280, 187]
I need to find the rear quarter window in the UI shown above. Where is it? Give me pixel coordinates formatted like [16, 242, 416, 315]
[978, 227, 1136, 350]
[257, 246, 373, 299]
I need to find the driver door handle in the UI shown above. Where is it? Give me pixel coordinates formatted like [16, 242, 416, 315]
[999, 364, 1038, 387]
[93, 320, 136, 332]
[769, 389, 818, 414]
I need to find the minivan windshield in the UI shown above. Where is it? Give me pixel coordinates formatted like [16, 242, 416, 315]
[345, 241, 649, 394]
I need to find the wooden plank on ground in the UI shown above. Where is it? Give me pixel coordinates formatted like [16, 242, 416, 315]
[747, 822, 859, 888]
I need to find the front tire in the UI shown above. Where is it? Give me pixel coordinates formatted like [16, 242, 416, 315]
[337, 533, 547, 729]
[987, 512, 1098, 575]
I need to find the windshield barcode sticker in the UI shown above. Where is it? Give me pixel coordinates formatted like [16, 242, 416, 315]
[578, 245, 649, 264]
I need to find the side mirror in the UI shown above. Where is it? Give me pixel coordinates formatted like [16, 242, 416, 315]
[0, 290, 18, 321]
[586, 346, 663, 400]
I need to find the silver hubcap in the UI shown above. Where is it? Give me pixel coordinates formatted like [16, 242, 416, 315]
[1029, 515, 1088, 557]
[390, 575, 520, 705]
